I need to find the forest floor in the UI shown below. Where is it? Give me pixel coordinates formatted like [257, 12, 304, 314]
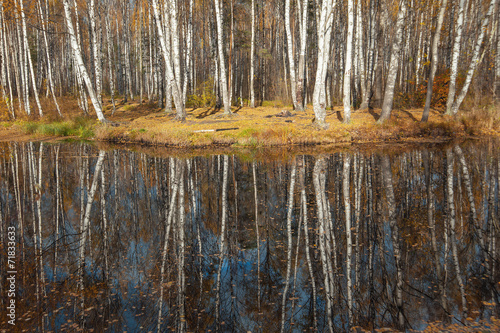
[0, 97, 499, 150]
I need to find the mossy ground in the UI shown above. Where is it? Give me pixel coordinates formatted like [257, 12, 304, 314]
[0, 97, 498, 147]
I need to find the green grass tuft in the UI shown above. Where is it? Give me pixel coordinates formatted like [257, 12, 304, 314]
[21, 117, 96, 139]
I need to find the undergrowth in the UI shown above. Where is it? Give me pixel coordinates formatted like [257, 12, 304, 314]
[21, 116, 96, 139]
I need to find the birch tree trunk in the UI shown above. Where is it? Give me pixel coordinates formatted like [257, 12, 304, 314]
[495, 10, 500, 100]
[343, 0, 354, 123]
[285, 0, 299, 111]
[312, 0, 336, 129]
[89, 0, 102, 107]
[19, 0, 43, 117]
[37, 0, 62, 116]
[445, 0, 466, 114]
[378, 0, 407, 123]
[421, 0, 448, 122]
[62, 0, 106, 122]
[214, 0, 232, 115]
[449, 0, 498, 115]
[151, 0, 185, 120]
[250, 0, 255, 108]
[296, 0, 308, 111]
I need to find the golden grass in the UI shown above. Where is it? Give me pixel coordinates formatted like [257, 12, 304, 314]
[1, 96, 499, 147]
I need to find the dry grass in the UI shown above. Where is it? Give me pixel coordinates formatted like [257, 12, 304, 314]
[1, 96, 499, 147]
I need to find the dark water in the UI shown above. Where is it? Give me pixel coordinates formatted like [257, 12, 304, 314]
[0, 141, 499, 332]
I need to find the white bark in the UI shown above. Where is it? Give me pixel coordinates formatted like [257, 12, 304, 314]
[151, 0, 185, 119]
[62, 0, 106, 122]
[250, 0, 255, 107]
[496, 9, 500, 100]
[285, 0, 299, 111]
[378, 0, 407, 123]
[422, 0, 448, 122]
[38, 0, 62, 116]
[343, 0, 354, 123]
[214, 0, 232, 115]
[19, 0, 43, 116]
[89, 0, 102, 106]
[450, 0, 498, 115]
[312, 0, 336, 129]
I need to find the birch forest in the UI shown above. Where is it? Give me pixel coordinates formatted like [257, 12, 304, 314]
[0, 0, 499, 126]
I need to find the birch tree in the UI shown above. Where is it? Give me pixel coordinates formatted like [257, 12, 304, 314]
[421, 0, 448, 122]
[378, 0, 407, 123]
[250, 0, 255, 107]
[445, 0, 466, 115]
[447, 0, 498, 116]
[151, 0, 186, 120]
[214, 0, 232, 115]
[62, 0, 107, 122]
[343, 0, 355, 123]
[312, 0, 336, 129]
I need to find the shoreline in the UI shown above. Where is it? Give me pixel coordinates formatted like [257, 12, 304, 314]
[0, 104, 498, 150]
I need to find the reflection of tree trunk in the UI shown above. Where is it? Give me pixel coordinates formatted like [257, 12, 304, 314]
[252, 162, 261, 313]
[354, 154, 363, 287]
[454, 145, 484, 249]
[299, 157, 317, 330]
[216, 155, 229, 331]
[54, 146, 61, 279]
[380, 155, 404, 329]
[367, 155, 375, 324]
[281, 159, 296, 333]
[177, 160, 186, 333]
[78, 150, 106, 324]
[10, 144, 24, 274]
[158, 158, 181, 332]
[343, 153, 353, 324]
[313, 156, 334, 333]
[423, 150, 447, 314]
[446, 149, 467, 318]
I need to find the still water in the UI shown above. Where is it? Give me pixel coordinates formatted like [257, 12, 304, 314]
[0, 141, 498, 332]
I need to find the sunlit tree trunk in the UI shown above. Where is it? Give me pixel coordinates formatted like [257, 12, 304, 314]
[151, 0, 185, 120]
[19, 0, 43, 116]
[378, 0, 407, 123]
[422, 0, 448, 122]
[343, 0, 354, 123]
[63, 0, 106, 122]
[446, 0, 466, 115]
[313, 0, 336, 129]
[214, 0, 232, 115]
[285, 0, 299, 111]
[448, 0, 498, 115]
[495, 11, 500, 101]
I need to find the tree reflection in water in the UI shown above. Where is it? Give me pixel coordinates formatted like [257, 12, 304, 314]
[0, 141, 499, 332]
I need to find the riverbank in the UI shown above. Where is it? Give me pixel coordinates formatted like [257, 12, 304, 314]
[1, 99, 498, 147]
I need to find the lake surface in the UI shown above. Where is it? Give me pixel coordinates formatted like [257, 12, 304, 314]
[0, 141, 499, 332]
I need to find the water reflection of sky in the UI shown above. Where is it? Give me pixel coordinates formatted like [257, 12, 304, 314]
[0, 141, 498, 332]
